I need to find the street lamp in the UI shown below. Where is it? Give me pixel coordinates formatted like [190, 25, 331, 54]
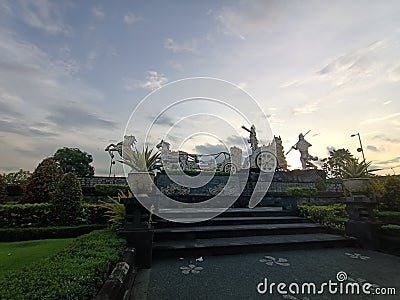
[350, 133, 366, 162]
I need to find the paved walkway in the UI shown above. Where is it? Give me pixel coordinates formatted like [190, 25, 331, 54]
[131, 247, 399, 300]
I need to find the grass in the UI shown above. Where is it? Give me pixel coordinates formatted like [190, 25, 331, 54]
[0, 238, 72, 280]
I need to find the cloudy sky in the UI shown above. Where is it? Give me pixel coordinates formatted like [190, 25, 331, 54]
[1, 0, 400, 176]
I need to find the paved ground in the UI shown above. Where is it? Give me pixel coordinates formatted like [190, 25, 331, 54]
[131, 247, 399, 300]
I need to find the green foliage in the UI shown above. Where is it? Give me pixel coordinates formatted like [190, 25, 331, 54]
[377, 211, 400, 225]
[286, 187, 317, 197]
[314, 176, 327, 191]
[23, 158, 63, 203]
[381, 176, 400, 211]
[95, 184, 131, 197]
[322, 148, 353, 178]
[298, 204, 348, 229]
[121, 146, 160, 172]
[341, 158, 372, 178]
[0, 224, 105, 242]
[0, 229, 125, 300]
[0, 203, 108, 228]
[81, 203, 108, 224]
[52, 173, 83, 225]
[2, 169, 32, 184]
[381, 224, 400, 237]
[53, 147, 95, 177]
[99, 196, 126, 229]
[0, 174, 7, 203]
[368, 176, 386, 200]
[0, 203, 53, 228]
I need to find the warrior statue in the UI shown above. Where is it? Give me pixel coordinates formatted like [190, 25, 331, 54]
[291, 133, 318, 170]
[242, 124, 258, 152]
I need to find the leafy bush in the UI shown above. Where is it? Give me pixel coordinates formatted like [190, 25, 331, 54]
[298, 204, 348, 229]
[377, 211, 400, 225]
[0, 174, 7, 203]
[95, 184, 131, 197]
[0, 229, 125, 299]
[0, 224, 105, 242]
[0, 203, 53, 228]
[23, 158, 63, 203]
[381, 224, 400, 237]
[81, 203, 108, 224]
[2, 169, 32, 184]
[0, 203, 107, 228]
[52, 173, 83, 225]
[381, 176, 400, 211]
[286, 187, 317, 197]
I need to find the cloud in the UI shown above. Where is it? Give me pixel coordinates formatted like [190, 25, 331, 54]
[0, 119, 58, 137]
[163, 38, 197, 53]
[388, 64, 400, 82]
[142, 71, 168, 90]
[372, 135, 400, 143]
[17, 0, 69, 34]
[195, 143, 228, 155]
[216, 0, 281, 39]
[360, 112, 400, 125]
[226, 135, 247, 145]
[366, 145, 379, 152]
[293, 102, 319, 115]
[383, 100, 392, 105]
[375, 156, 400, 165]
[123, 13, 141, 24]
[46, 105, 117, 129]
[92, 6, 104, 19]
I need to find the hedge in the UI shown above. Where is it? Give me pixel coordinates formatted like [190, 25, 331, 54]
[0, 203, 107, 228]
[0, 229, 126, 300]
[0, 224, 106, 242]
[298, 204, 348, 229]
[377, 211, 400, 225]
[94, 184, 131, 197]
[286, 187, 317, 197]
[381, 224, 400, 237]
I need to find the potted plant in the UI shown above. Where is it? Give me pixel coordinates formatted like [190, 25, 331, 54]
[120, 145, 160, 196]
[341, 158, 372, 194]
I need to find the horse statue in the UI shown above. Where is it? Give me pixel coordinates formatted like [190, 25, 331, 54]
[105, 135, 137, 176]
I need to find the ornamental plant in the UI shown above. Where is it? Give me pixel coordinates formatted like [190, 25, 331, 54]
[52, 172, 83, 225]
[341, 158, 372, 178]
[23, 158, 63, 203]
[120, 146, 160, 172]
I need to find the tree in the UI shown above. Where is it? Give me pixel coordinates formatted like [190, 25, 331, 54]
[322, 148, 353, 178]
[2, 169, 32, 184]
[0, 174, 7, 203]
[53, 147, 95, 177]
[52, 172, 83, 225]
[23, 158, 63, 203]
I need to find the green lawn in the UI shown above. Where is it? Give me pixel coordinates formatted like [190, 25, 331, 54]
[0, 238, 72, 279]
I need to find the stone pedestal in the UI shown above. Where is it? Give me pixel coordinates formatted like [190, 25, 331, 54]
[344, 195, 381, 250]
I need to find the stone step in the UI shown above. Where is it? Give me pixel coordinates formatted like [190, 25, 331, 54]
[155, 216, 310, 228]
[154, 223, 328, 241]
[153, 233, 354, 257]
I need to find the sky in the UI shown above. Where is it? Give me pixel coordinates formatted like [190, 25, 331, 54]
[0, 0, 400, 176]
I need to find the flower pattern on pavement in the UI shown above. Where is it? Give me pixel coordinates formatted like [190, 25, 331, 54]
[345, 252, 370, 260]
[180, 264, 203, 274]
[259, 255, 290, 266]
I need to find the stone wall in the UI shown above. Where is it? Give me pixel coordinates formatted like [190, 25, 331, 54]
[79, 176, 127, 187]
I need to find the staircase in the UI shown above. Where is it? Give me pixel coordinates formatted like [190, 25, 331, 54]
[152, 207, 354, 257]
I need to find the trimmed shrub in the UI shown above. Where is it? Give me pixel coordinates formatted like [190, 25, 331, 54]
[298, 204, 348, 229]
[52, 173, 83, 225]
[23, 158, 63, 203]
[286, 187, 317, 197]
[95, 184, 131, 197]
[377, 211, 400, 225]
[381, 176, 400, 211]
[381, 224, 400, 237]
[0, 224, 106, 242]
[81, 203, 108, 224]
[0, 174, 7, 203]
[0, 229, 125, 299]
[0, 203, 53, 228]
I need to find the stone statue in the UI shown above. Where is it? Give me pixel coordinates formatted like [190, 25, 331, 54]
[274, 136, 288, 170]
[242, 124, 258, 152]
[291, 133, 318, 170]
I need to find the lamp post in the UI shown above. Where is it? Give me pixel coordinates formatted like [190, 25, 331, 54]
[350, 133, 366, 162]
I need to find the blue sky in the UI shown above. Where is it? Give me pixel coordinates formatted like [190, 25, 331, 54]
[1, 0, 400, 175]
